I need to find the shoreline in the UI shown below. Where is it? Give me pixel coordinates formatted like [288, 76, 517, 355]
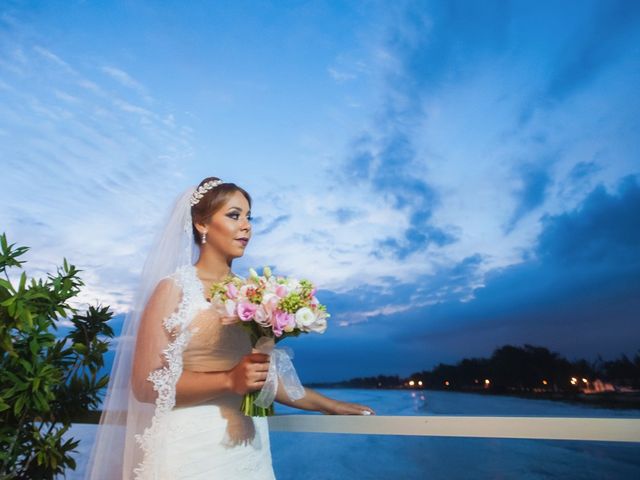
[308, 385, 640, 410]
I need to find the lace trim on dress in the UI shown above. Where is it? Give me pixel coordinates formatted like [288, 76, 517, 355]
[133, 264, 209, 480]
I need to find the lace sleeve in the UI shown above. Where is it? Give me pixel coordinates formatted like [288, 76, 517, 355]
[131, 266, 206, 479]
[130, 277, 183, 404]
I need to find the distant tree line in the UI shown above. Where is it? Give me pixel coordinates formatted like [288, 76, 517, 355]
[311, 344, 640, 393]
[412, 345, 640, 393]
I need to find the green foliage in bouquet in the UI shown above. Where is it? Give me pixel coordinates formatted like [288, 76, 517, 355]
[0, 233, 114, 479]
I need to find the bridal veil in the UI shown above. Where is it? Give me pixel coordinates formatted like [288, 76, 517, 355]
[85, 186, 200, 479]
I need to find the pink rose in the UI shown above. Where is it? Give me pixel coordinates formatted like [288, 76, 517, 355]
[226, 283, 238, 299]
[272, 310, 289, 337]
[275, 285, 288, 298]
[274, 310, 288, 329]
[237, 301, 257, 321]
[253, 306, 271, 327]
[274, 310, 295, 335]
[262, 294, 280, 315]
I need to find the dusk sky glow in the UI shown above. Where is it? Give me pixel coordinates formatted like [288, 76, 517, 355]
[1, 0, 639, 381]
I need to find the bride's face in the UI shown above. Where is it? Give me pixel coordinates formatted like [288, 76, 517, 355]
[202, 190, 252, 258]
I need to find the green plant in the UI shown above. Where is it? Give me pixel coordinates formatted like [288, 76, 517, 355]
[0, 233, 114, 479]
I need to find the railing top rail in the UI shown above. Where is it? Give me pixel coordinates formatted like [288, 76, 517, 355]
[267, 415, 640, 443]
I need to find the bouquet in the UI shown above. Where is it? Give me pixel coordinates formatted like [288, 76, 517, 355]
[210, 266, 329, 416]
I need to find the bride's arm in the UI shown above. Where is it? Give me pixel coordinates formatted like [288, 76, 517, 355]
[274, 382, 375, 415]
[174, 353, 269, 407]
[131, 278, 180, 403]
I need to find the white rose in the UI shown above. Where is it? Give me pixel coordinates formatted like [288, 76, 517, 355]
[308, 317, 327, 334]
[295, 307, 315, 328]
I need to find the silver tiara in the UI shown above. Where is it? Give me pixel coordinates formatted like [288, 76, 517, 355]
[190, 179, 223, 206]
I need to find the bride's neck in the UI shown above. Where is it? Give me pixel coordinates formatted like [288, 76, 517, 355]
[194, 249, 232, 281]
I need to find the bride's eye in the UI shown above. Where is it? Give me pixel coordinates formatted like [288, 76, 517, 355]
[227, 212, 251, 221]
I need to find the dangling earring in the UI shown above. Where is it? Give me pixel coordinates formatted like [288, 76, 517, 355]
[201, 231, 207, 244]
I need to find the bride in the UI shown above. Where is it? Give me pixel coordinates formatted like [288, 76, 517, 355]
[85, 177, 375, 479]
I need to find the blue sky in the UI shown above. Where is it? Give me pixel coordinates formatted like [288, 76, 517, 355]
[1, 0, 639, 381]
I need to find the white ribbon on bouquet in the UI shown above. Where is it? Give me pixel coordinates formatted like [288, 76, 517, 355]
[252, 336, 306, 408]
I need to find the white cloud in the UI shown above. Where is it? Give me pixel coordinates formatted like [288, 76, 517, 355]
[53, 89, 80, 103]
[242, 182, 446, 294]
[33, 45, 75, 73]
[0, 28, 194, 314]
[101, 65, 153, 103]
[2, 3, 637, 325]
[327, 67, 357, 83]
[114, 98, 153, 117]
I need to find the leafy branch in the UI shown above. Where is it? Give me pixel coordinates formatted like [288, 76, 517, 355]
[0, 233, 114, 479]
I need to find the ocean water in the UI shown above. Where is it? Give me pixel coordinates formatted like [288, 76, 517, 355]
[65, 389, 640, 479]
[271, 389, 640, 480]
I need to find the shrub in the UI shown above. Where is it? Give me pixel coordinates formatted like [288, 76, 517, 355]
[0, 233, 114, 479]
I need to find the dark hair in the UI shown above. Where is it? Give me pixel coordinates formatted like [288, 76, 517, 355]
[190, 176, 252, 244]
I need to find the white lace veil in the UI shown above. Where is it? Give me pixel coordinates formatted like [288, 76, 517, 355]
[85, 186, 199, 479]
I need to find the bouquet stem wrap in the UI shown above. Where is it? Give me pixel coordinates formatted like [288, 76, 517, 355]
[243, 336, 306, 416]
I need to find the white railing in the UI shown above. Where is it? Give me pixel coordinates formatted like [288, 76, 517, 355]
[268, 416, 640, 443]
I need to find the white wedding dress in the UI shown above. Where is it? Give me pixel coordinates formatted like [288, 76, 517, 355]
[133, 264, 276, 479]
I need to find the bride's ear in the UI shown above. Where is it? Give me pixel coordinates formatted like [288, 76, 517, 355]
[194, 221, 207, 235]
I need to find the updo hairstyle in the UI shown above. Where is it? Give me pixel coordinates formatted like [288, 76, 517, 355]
[190, 176, 252, 245]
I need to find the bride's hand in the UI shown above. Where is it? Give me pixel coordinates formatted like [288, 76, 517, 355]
[226, 353, 270, 395]
[322, 400, 376, 416]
